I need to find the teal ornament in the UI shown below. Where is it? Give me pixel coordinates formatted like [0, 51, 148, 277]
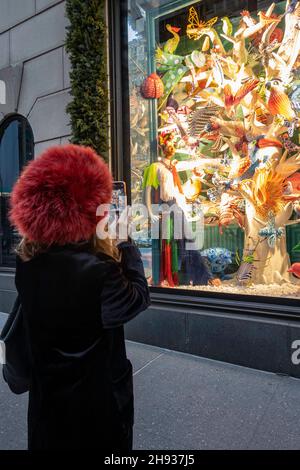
[258, 213, 284, 248]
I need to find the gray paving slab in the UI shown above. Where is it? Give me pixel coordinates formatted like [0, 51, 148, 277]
[0, 377, 28, 450]
[131, 347, 285, 450]
[126, 340, 165, 374]
[0, 340, 299, 450]
[248, 376, 300, 449]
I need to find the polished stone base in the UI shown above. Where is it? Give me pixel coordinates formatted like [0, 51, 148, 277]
[1, 275, 300, 378]
[125, 290, 300, 379]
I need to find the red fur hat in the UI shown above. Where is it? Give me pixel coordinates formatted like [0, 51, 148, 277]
[9, 144, 113, 245]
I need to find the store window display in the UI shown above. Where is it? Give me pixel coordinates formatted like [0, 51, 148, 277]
[143, 130, 222, 287]
[126, 0, 300, 298]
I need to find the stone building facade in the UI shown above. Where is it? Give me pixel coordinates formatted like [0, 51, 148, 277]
[0, 0, 71, 311]
[0, 0, 71, 152]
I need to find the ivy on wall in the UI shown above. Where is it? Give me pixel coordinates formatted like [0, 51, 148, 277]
[65, 0, 109, 160]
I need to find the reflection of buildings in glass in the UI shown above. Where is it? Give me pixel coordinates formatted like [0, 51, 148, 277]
[111, 191, 119, 206]
[128, 0, 300, 298]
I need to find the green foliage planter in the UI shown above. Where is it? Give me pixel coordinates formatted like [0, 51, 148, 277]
[65, 0, 109, 160]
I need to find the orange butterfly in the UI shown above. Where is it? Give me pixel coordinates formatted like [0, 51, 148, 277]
[186, 6, 218, 40]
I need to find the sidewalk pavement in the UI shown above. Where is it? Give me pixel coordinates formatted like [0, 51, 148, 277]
[1, 333, 300, 450]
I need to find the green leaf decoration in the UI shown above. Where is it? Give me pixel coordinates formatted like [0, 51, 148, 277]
[156, 49, 185, 72]
[221, 17, 233, 36]
[65, 0, 108, 160]
[236, 105, 244, 120]
[292, 241, 300, 252]
[158, 65, 188, 110]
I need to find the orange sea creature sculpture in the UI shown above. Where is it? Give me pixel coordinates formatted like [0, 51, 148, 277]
[218, 193, 244, 234]
[286, 172, 300, 193]
[288, 263, 300, 277]
[266, 79, 296, 120]
[141, 73, 164, 99]
[223, 78, 259, 109]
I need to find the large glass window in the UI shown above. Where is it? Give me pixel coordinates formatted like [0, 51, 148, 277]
[126, 0, 300, 299]
[0, 115, 34, 267]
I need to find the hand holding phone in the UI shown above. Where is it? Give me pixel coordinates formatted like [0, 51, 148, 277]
[115, 206, 132, 245]
[110, 181, 127, 218]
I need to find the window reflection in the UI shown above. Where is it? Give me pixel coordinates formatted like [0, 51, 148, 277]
[126, 0, 300, 299]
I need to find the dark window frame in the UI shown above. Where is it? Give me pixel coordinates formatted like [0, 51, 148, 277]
[108, 0, 300, 316]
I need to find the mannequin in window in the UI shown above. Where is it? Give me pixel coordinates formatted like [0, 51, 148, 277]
[143, 132, 221, 288]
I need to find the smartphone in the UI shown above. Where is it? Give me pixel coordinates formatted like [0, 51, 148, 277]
[110, 181, 127, 221]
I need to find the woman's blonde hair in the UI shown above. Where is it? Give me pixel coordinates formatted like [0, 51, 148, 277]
[90, 235, 121, 261]
[16, 235, 121, 262]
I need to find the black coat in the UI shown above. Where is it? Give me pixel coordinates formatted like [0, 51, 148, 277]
[15, 240, 150, 450]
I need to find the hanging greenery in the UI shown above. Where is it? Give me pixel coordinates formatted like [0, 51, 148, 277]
[65, 0, 108, 160]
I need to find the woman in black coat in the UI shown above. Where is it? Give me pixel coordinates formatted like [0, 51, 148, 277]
[9, 144, 150, 451]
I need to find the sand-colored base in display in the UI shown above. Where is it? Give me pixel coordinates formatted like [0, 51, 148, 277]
[175, 282, 300, 299]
